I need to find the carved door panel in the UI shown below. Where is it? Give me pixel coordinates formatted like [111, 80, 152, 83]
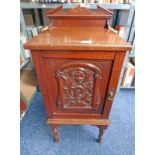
[44, 58, 112, 114]
[56, 61, 101, 109]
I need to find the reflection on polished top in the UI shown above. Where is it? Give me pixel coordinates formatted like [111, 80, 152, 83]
[24, 5, 132, 51]
[24, 27, 132, 51]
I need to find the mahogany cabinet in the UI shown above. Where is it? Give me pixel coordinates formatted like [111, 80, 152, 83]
[24, 5, 132, 143]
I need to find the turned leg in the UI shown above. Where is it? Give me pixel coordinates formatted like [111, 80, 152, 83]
[97, 126, 106, 143]
[51, 125, 59, 143]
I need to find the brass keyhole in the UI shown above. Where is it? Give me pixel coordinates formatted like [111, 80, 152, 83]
[107, 88, 115, 101]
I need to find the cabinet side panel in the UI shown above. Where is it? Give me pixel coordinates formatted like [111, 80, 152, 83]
[31, 51, 53, 117]
[102, 52, 126, 119]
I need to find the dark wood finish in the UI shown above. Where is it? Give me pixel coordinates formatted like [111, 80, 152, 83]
[46, 5, 113, 19]
[42, 51, 115, 59]
[24, 5, 132, 143]
[97, 126, 107, 143]
[24, 27, 132, 51]
[42, 57, 112, 116]
[51, 113, 101, 119]
[51, 125, 59, 143]
[47, 118, 111, 125]
[46, 5, 113, 28]
[103, 52, 126, 118]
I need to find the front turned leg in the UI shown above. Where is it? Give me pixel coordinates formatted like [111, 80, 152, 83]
[97, 126, 106, 143]
[51, 125, 59, 143]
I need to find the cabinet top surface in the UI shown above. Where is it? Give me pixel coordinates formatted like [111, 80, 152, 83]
[24, 27, 132, 51]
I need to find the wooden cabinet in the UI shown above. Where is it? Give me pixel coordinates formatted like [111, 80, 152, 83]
[24, 5, 132, 143]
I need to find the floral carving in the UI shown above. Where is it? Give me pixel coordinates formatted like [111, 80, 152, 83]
[56, 62, 102, 109]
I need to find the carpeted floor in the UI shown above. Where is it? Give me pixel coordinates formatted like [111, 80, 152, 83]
[20, 89, 135, 155]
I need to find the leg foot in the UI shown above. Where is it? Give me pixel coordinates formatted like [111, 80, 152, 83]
[97, 126, 106, 143]
[51, 125, 59, 143]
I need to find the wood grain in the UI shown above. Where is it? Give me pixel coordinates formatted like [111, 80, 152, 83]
[24, 27, 132, 51]
[46, 5, 113, 19]
[42, 51, 115, 59]
[24, 5, 132, 143]
[102, 52, 126, 118]
[47, 118, 111, 125]
[42, 57, 112, 116]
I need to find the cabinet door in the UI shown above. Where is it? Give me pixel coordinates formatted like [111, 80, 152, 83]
[43, 57, 113, 115]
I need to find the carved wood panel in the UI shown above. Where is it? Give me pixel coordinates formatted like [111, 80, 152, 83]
[43, 57, 112, 114]
[56, 62, 102, 110]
